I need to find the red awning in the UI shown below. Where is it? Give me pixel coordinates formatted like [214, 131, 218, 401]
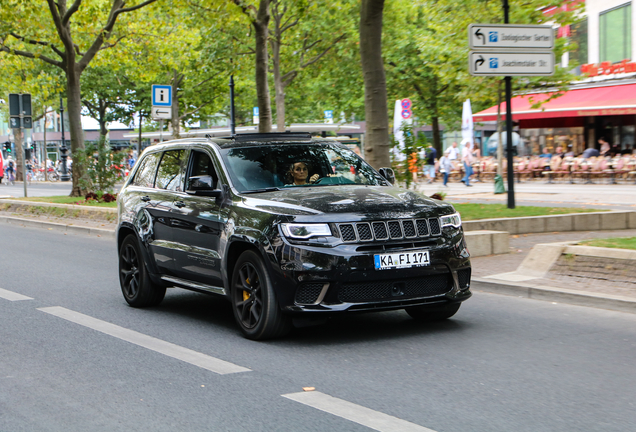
[473, 82, 636, 122]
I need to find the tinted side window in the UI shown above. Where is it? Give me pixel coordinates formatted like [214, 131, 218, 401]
[156, 149, 188, 191]
[131, 153, 160, 187]
[186, 151, 217, 190]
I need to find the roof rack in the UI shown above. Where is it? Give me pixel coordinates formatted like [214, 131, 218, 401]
[229, 132, 313, 142]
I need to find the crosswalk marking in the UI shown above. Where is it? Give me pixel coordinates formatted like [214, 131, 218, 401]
[38, 306, 251, 375]
[282, 391, 437, 432]
[0, 287, 33, 301]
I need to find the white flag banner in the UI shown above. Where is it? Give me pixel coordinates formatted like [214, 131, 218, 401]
[461, 99, 474, 150]
[393, 99, 412, 161]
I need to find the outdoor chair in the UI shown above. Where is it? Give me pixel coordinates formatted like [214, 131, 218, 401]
[553, 158, 571, 183]
[542, 156, 561, 183]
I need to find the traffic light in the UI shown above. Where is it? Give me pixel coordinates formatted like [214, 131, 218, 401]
[3, 142, 11, 153]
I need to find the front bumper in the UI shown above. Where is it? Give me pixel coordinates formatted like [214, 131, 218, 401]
[270, 230, 472, 314]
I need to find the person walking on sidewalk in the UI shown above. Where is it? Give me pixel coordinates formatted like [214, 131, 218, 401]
[461, 142, 474, 187]
[424, 144, 437, 183]
[439, 149, 452, 187]
[448, 141, 459, 161]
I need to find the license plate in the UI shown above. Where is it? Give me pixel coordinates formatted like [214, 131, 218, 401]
[374, 250, 430, 270]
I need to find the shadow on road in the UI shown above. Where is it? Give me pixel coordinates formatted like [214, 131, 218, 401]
[151, 290, 472, 345]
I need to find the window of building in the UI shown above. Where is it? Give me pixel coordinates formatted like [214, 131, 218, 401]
[600, 3, 632, 63]
[570, 18, 588, 65]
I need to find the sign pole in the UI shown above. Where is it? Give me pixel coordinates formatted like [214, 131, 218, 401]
[21, 120, 27, 197]
[229, 76, 236, 136]
[160, 120, 164, 143]
[503, 0, 515, 209]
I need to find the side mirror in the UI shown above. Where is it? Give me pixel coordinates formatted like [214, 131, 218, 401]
[187, 175, 224, 198]
[378, 167, 395, 185]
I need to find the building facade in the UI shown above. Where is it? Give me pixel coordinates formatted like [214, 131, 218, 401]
[474, 0, 636, 156]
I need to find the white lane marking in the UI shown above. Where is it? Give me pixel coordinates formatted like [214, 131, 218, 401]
[0, 287, 33, 301]
[282, 391, 437, 432]
[38, 306, 250, 375]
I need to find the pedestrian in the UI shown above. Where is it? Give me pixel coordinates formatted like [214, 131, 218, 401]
[447, 141, 459, 161]
[0, 150, 4, 184]
[598, 137, 610, 156]
[461, 142, 474, 186]
[5, 156, 15, 184]
[439, 149, 452, 187]
[424, 144, 437, 183]
[127, 152, 136, 170]
[408, 152, 418, 184]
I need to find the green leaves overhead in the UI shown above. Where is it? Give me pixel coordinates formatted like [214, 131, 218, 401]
[1, 0, 585, 137]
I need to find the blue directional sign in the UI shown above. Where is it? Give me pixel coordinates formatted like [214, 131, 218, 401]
[152, 85, 172, 107]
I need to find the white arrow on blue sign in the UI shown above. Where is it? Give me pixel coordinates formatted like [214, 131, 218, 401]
[152, 85, 172, 107]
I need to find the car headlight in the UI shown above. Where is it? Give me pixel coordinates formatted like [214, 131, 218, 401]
[440, 212, 462, 229]
[281, 223, 332, 239]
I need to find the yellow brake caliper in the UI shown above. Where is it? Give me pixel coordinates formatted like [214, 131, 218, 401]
[243, 278, 250, 301]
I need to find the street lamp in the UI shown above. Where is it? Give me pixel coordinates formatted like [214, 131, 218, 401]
[59, 95, 71, 181]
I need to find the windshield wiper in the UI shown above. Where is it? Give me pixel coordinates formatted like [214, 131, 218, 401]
[241, 187, 282, 194]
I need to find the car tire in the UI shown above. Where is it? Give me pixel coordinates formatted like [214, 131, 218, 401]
[405, 303, 461, 322]
[119, 234, 166, 307]
[231, 250, 291, 340]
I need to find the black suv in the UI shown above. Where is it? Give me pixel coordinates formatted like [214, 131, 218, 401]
[117, 133, 471, 340]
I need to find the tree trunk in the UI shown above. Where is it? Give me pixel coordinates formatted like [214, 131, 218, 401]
[99, 99, 108, 140]
[13, 128, 24, 181]
[67, 65, 87, 196]
[171, 90, 180, 139]
[254, 0, 272, 133]
[360, 0, 390, 169]
[171, 71, 183, 138]
[138, 110, 143, 156]
[432, 116, 442, 155]
[271, 35, 286, 132]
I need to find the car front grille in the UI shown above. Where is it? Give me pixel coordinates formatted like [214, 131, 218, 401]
[295, 283, 326, 304]
[338, 273, 452, 303]
[337, 218, 441, 243]
[457, 268, 471, 289]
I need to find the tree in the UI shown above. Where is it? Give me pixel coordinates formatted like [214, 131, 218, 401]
[0, 54, 63, 181]
[232, 0, 273, 132]
[383, 0, 583, 155]
[1, 0, 158, 196]
[360, 0, 390, 169]
[269, 0, 346, 131]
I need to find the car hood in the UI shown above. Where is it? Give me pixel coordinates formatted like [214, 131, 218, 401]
[240, 185, 450, 218]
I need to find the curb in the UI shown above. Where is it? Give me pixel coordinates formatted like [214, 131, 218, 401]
[2, 212, 634, 314]
[0, 214, 115, 239]
[472, 277, 636, 314]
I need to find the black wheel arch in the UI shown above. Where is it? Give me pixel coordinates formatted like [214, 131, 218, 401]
[117, 223, 165, 286]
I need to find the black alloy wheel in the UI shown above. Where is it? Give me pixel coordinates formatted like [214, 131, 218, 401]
[405, 303, 461, 322]
[119, 234, 166, 307]
[231, 250, 291, 340]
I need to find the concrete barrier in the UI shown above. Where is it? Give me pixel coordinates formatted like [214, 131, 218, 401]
[464, 230, 509, 257]
[463, 210, 635, 235]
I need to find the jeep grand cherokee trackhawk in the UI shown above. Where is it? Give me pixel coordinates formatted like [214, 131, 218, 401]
[117, 132, 471, 340]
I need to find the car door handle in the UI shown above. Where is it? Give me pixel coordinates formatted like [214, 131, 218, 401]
[141, 195, 151, 202]
[174, 200, 186, 208]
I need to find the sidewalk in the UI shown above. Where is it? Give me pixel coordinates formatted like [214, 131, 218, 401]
[471, 229, 636, 313]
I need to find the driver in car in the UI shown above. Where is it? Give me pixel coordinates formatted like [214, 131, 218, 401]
[286, 161, 320, 186]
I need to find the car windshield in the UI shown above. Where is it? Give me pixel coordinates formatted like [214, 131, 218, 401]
[220, 143, 385, 193]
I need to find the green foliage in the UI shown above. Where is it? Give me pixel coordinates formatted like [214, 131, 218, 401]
[391, 123, 428, 188]
[74, 138, 126, 195]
